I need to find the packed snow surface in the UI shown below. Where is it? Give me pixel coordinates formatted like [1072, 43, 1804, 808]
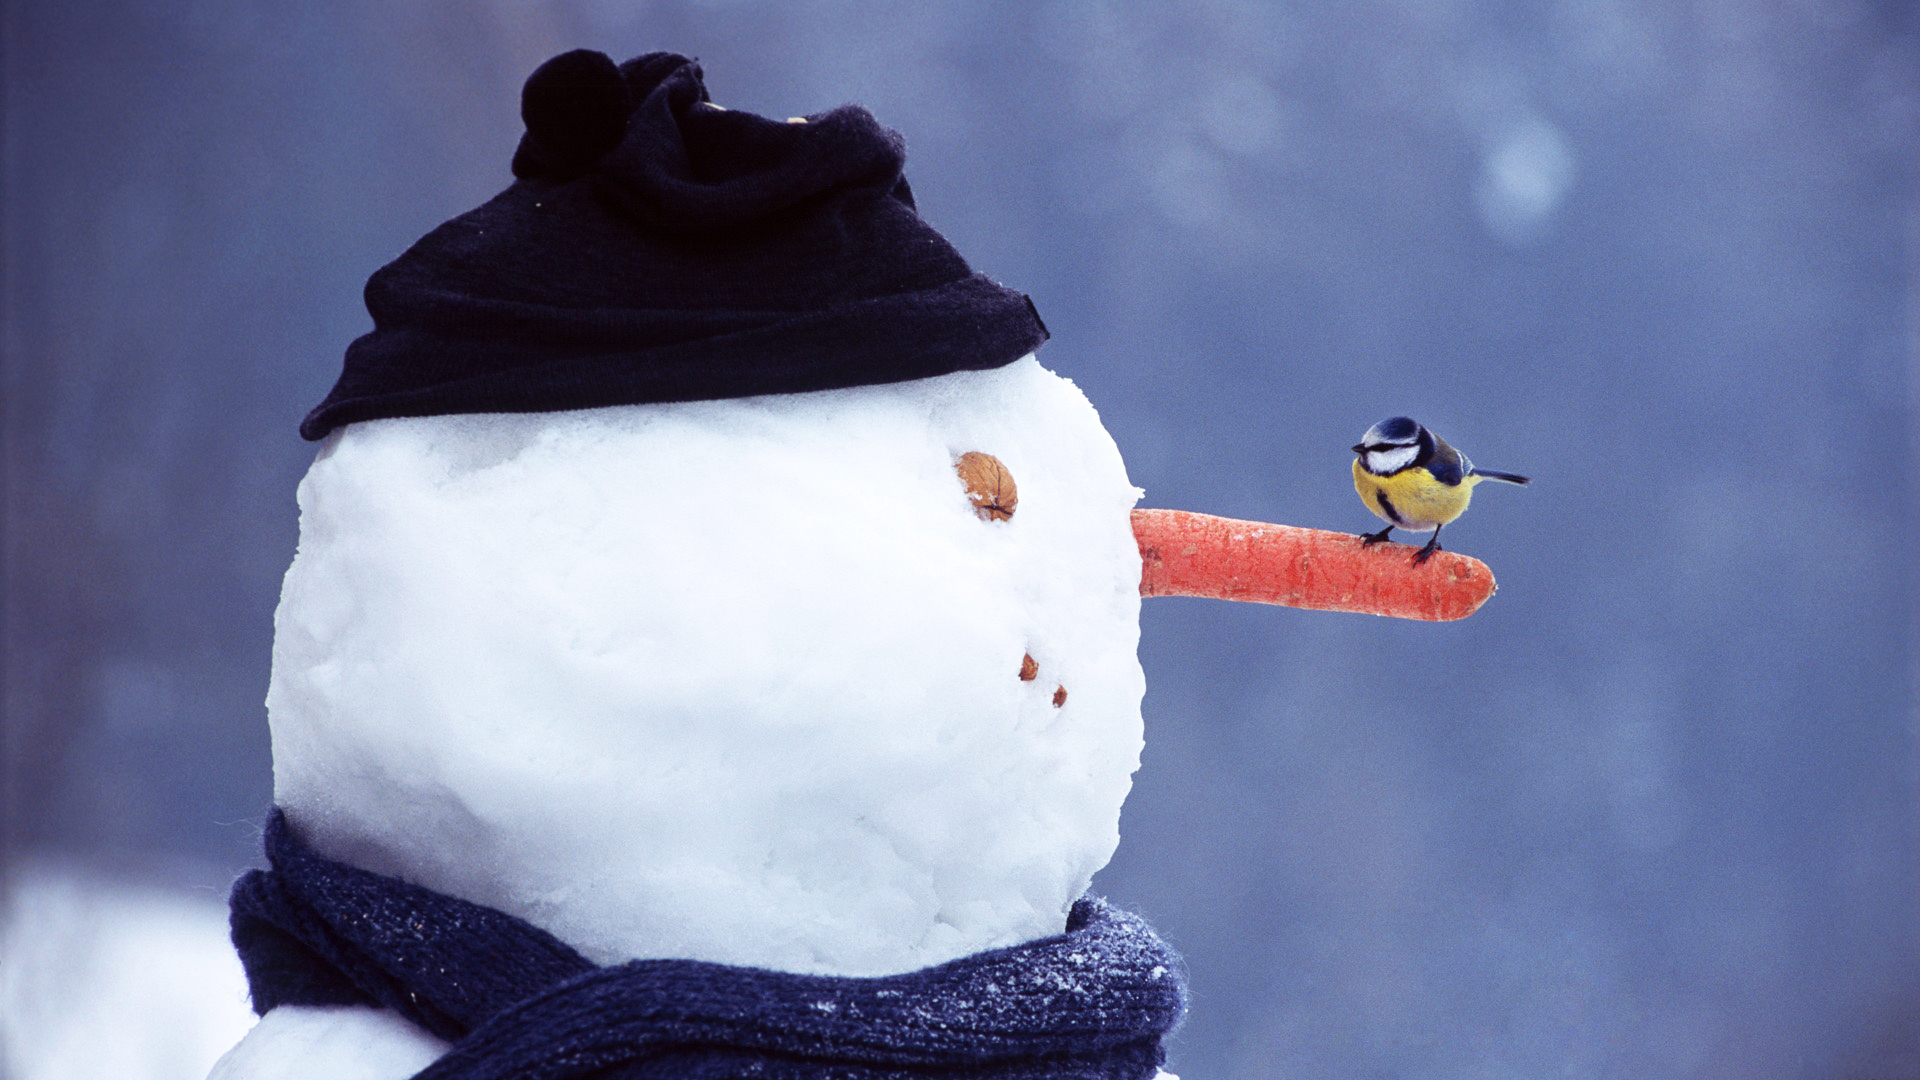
[269, 357, 1147, 976]
[1, 864, 254, 1080]
[208, 1006, 447, 1080]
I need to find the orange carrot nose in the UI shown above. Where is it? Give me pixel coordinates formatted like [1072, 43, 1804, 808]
[1132, 508, 1496, 622]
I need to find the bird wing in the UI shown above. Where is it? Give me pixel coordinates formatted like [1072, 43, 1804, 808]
[1425, 433, 1469, 486]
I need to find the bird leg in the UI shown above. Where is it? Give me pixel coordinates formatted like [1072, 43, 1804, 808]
[1359, 526, 1394, 547]
[1412, 526, 1443, 565]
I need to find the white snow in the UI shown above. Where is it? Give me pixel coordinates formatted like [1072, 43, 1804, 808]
[1, 864, 255, 1080]
[267, 356, 1148, 977]
[207, 1006, 448, 1080]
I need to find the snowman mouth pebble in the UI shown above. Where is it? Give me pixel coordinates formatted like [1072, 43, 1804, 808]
[213, 47, 1499, 1080]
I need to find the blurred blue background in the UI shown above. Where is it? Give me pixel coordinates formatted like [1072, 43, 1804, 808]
[3, 1, 1916, 1077]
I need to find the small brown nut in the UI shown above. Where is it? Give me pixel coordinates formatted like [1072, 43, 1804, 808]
[955, 451, 1017, 522]
[1052, 685, 1068, 708]
[1019, 653, 1039, 681]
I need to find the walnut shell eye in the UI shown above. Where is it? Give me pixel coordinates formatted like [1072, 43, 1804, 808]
[955, 451, 1017, 522]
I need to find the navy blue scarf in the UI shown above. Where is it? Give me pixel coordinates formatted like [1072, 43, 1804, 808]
[229, 809, 1185, 1079]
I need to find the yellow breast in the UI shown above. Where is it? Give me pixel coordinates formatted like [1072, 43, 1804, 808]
[1353, 459, 1476, 531]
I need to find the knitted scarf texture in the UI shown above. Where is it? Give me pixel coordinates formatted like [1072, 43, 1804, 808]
[229, 809, 1186, 1079]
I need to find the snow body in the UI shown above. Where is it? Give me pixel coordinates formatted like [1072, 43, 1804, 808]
[213, 357, 1148, 1075]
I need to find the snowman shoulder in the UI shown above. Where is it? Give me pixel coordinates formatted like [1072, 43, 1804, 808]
[206, 1005, 449, 1080]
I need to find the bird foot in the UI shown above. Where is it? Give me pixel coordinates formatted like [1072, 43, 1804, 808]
[1359, 527, 1394, 547]
[1412, 539, 1442, 564]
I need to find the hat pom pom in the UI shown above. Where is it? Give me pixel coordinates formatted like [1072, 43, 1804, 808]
[511, 49, 631, 180]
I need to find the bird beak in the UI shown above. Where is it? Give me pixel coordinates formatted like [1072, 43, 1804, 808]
[1350, 443, 1367, 454]
[1130, 509, 1496, 622]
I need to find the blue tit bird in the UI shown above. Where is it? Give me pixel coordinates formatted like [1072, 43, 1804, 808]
[1352, 416, 1529, 564]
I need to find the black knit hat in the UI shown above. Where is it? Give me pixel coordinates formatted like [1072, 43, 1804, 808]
[301, 50, 1048, 441]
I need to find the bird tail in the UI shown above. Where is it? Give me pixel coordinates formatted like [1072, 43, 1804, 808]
[1471, 469, 1530, 485]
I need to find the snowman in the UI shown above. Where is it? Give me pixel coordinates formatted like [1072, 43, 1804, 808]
[210, 50, 1490, 1080]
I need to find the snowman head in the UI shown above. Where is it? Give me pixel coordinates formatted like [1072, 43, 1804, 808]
[266, 52, 1141, 976]
[271, 359, 1144, 975]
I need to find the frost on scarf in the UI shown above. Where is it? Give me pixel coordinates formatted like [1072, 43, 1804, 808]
[229, 809, 1186, 1079]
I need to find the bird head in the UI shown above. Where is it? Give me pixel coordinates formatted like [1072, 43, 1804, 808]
[1353, 416, 1425, 476]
